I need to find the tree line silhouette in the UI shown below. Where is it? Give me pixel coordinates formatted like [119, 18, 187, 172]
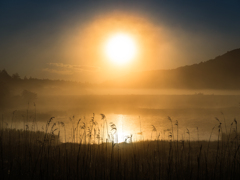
[0, 69, 95, 110]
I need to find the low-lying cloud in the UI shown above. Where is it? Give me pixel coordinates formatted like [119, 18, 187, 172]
[43, 63, 101, 75]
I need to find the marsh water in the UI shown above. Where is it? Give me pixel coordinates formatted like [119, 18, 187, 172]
[3, 94, 240, 143]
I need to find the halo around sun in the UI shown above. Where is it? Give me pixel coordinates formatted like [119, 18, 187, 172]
[105, 33, 137, 65]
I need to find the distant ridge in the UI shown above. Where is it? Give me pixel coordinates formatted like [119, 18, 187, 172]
[1, 48, 240, 90]
[103, 48, 240, 89]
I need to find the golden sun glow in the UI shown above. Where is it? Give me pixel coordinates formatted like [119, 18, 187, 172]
[105, 33, 137, 65]
[64, 12, 173, 81]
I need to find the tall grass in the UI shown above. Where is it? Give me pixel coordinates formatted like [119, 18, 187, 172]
[0, 113, 240, 179]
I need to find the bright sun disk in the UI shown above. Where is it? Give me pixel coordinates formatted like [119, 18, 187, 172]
[105, 34, 137, 65]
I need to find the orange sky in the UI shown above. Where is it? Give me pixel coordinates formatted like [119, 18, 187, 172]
[1, 1, 240, 83]
[44, 12, 192, 82]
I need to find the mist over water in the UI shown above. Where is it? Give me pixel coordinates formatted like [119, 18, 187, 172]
[3, 92, 240, 143]
[2, 1, 240, 178]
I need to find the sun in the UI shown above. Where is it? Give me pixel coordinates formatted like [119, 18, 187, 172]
[105, 33, 137, 65]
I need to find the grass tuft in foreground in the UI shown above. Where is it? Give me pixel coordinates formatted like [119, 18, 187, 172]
[0, 117, 240, 180]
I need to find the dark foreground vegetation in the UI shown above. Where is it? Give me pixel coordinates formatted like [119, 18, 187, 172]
[1, 122, 240, 180]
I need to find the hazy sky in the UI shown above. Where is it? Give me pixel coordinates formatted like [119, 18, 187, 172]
[1, 0, 240, 82]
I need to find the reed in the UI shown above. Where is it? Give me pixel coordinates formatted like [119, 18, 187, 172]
[0, 113, 240, 180]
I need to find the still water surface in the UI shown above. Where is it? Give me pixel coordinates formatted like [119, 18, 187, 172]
[4, 95, 240, 143]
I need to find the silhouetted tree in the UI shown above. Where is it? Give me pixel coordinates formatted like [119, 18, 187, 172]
[0, 69, 11, 81]
[12, 73, 20, 80]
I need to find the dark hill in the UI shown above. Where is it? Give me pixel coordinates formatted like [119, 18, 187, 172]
[103, 48, 240, 89]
